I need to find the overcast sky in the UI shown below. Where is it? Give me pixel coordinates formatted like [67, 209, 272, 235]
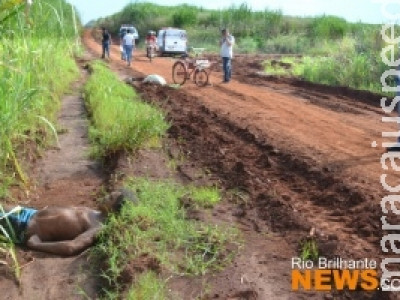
[66, 0, 387, 25]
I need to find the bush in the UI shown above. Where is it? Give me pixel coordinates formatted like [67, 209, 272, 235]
[309, 15, 349, 40]
[84, 62, 168, 158]
[300, 37, 382, 93]
[0, 0, 80, 194]
[172, 5, 198, 28]
[237, 37, 259, 54]
[263, 34, 311, 54]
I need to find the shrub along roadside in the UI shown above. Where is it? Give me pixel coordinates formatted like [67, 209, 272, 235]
[0, 0, 80, 197]
[92, 178, 239, 299]
[83, 62, 169, 158]
[264, 38, 386, 94]
[84, 63, 237, 298]
[0, 0, 81, 284]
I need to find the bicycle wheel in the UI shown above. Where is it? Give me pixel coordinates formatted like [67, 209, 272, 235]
[172, 61, 187, 85]
[194, 69, 209, 87]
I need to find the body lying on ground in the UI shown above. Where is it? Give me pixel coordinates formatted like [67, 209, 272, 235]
[0, 189, 136, 256]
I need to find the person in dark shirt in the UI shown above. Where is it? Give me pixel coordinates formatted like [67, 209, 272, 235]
[101, 27, 111, 59]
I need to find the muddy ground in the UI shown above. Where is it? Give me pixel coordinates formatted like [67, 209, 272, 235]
[0, 30, 397, 299]
[83, 32, 399, 299]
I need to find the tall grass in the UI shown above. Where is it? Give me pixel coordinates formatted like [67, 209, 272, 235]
[92, 178, 239, 298]
[0, 0, 80, 196]
[126, 272, 167, 299]
[0, 0, 80, 282]
[264, 37, 387, 93]
[0, 205, 21, 283]
[83, 62, 168, 158]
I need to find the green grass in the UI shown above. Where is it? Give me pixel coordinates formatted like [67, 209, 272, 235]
[188, 186, 221, 208]
[0, 0, 80, 281]
[126, 272, 167, 300]
[0, 205, 23, 283]
[0, 0, 80, 196]
[299, 238, 319, 261]
[263, 56, 303, 76]
[83, 62, 169, 158]
[92, 178, 239, 298]
[264, 40, 386, 94]
[97, 2, 387, 93]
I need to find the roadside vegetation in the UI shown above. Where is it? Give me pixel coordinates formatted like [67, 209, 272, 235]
[0, 0, 80, 283]
[83, 62, 168, 158]
[83, 57, 236, 299]
[96, 2, 387, 93]
[0, 0, 80, 197]
[92, 178, 239, 299]
[0, 206, 21, 283]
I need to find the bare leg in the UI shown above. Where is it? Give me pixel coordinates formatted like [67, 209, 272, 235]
[26, 227, 100, 256]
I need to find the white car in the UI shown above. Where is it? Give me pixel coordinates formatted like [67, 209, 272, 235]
[157, 28, 187, 55]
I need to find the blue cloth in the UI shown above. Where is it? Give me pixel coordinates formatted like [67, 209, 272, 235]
[124, 45, 134, 65]
[0, 207, 37, 243]
[222, 57, 232, 82]
[102, 41, 110, 59]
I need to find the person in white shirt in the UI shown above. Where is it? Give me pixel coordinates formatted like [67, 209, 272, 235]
[122, 29, 135, 66]
[219, 28, 235, 83]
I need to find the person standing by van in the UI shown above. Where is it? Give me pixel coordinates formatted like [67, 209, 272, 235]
[123, 29, 135, 67]
[219, 28, 235, 83]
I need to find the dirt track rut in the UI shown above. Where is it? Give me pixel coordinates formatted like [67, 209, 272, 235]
[83, 32, 396, 299]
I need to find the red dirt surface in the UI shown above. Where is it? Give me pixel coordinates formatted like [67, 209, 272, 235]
[83, 31, 399, 299]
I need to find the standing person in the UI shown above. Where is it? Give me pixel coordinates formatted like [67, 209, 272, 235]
[123, 29, 135, 67]
[219, 28, 235, 83]
[145, 30, 157, 60]
[119, 28, 127, 60]
[101, 27, 111, 59]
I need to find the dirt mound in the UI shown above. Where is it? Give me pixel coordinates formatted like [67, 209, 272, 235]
[119, 253, 161, 284]
[84, 32, 390, 298]
[134, 83, 380, 260]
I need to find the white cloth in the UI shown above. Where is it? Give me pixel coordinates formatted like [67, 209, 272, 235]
[123, 33, 135, 46]
[143, 75, 166, 86]
[220, 35, 235, 58]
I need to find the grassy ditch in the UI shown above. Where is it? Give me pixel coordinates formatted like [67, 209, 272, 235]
[84, 53, 237, 299]
[92, 178, 239, 299]
[83, 62, 168, 158]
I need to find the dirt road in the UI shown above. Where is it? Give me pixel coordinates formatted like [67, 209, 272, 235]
[84, 32, 395, 298]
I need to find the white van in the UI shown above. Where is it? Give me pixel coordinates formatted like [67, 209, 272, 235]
[119, 24, 139, 42]
[157, 28, 187, 55]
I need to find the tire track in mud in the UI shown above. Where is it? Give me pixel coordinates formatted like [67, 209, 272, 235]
[83, 33, 387, 298]
[134, 83, 379, 259]
[86, 30, 380, 257]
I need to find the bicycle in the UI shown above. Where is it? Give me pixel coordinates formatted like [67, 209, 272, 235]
[172, 48, 213, 87]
